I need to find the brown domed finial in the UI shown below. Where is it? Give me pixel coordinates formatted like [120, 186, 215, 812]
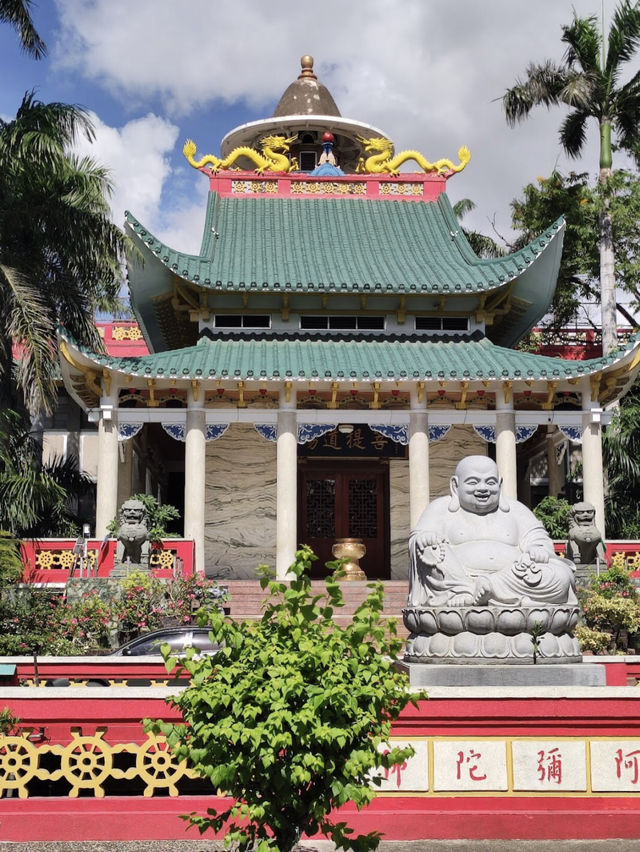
[299, 55, 316, 80]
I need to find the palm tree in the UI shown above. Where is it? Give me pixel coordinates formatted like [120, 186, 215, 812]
[0, 92, 126, 414]
[502, 1, 640, 354]
[0, 0, 46, 58]
[453, 198, 505, 258]
[0, 409, 94, 537]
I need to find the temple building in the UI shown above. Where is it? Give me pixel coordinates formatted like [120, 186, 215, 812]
[58, 57, 640, 581]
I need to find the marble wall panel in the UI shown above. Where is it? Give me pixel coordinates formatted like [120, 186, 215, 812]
[204, 423, 276, 579]
[389, 426, 487, 581]
[390, 459, 410, 580]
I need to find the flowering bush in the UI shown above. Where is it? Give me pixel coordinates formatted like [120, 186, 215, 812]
[115, 571, 165, 640]
[163, 574, 228, 624]
[590, 562, 637, 600]
[58, 590, 115, 651]
[0, 589, 77, 654]
[577, 564, 640, 653]
[0, 570, 229, 654]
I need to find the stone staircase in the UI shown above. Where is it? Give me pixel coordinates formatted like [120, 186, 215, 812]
[223, 580, 409, 638]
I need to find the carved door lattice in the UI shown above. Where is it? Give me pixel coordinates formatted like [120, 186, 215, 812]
[348, 479, 378, 539]
[304, 479, 335, 539]
[299, 463, 389, 579]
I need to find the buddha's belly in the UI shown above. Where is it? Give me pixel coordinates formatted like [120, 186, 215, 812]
[452, 541, 520, 575]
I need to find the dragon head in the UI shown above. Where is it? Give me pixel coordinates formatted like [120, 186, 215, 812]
[260, 133, 298, 151]
[183, 139, 197, 159]
[356, 134, 394, 154]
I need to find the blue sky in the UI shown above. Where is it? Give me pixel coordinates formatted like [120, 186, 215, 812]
[2, 0, 637, 278]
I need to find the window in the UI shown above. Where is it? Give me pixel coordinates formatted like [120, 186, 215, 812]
[300, 316, 385, 330]
[300, 151, 317, 171]
[213, 315, 270, 328]
[415, 316, 468, 332]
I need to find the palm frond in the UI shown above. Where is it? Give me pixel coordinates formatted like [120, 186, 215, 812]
[1, 263, 57, 414]
[613, 75, 640, 157]
[607, 0, 640, 75]
[562, 13, 601, 73]
[502, 62, 569, 125]
[453, 198, 476, 219]
[0, 0, 46, 58]
[559, 109, 590, 158]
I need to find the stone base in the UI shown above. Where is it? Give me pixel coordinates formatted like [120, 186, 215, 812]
[109, 562, 150, 580]
[404, 630, 581, 663]
[396, 660, 607, 687]
[65, 577, 121, 603]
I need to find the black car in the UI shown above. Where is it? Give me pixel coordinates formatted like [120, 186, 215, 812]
[109, 626, 219, 656]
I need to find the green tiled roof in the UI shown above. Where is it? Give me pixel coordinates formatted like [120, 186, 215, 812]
[125, 193, 563, 297]
[63, 330, 634, 383]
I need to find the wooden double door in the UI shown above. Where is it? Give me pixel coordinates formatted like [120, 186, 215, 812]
[298, 461, 389, 579]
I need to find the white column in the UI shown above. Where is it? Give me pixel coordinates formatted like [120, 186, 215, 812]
[495, 386, 517, 500]
[546, 426, 563, 498]
[95, 400, 119, 539]
[184, 391, 206, 574]
[276, 387, 297, 580]
[581, 378, 606, 537]
[117, 439, 133, 509]
[409, 401, 429, 529]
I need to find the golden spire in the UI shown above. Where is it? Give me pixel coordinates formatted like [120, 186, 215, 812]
[299, 55, 316, 80]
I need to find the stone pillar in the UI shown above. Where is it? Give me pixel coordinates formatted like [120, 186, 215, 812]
[276, 387, 297, 580]
[184, 392, 206, 574]
[95, 403, 119, 539]
[581, 378, 606, 537]
[495, 386, 517, 500]
[117, 438, 133, 509]
[409, 406, 429, 529]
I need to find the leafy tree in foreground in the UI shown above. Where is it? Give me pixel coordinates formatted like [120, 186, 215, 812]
[147, 547, 421, 852]
[503, 1, 640, 353]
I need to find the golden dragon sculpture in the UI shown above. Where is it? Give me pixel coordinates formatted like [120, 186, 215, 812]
[355, 135, 471, 176]
[183, 134, 298, 174]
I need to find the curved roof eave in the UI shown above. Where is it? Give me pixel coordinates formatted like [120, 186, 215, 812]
[58, 328, 640, 391]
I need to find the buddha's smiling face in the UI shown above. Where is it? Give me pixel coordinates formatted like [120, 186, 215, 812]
[452, 456, 501, 515]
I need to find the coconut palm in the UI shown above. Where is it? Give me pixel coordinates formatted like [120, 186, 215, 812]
[0, 92, 126, 414]
[502, 1, 640, 354]
[453, 198, 505, 259]
[0, 409, 94, 537]
[0, 0, 46, 58]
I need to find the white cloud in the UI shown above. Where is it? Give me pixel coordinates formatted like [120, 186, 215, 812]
[53, 0, 640, 242]
[73, 112, 179, 231]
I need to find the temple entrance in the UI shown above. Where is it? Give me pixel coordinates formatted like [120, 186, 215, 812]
[298, 460, 389, 579]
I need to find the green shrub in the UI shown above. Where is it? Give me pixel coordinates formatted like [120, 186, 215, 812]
[533, 496, 572, 539]
[575, 625, 613, 654]
[146, 547, 423, 852]
[0, 530, 23, 587]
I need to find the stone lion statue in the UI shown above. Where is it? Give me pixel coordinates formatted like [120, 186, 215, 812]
[115, 499, 150, 569]
[566, 501, 605, 567]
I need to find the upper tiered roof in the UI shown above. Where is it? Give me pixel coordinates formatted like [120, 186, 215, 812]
[125, 190, 564, 353]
